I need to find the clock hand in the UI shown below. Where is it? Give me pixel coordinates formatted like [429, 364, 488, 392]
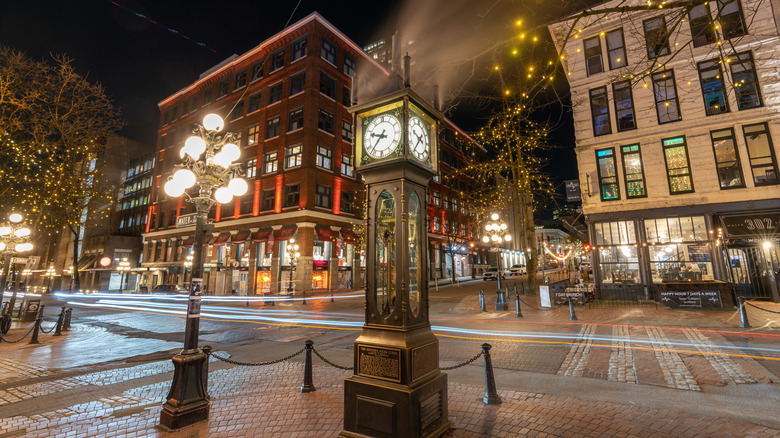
[414, 132, 423, 147]
[372, 129, 387, 147]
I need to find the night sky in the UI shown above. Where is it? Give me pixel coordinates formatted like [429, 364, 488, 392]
[0, 0, 578, 206]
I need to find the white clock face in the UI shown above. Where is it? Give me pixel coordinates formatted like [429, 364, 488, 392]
[364, 114, 401, 159]
[408, 116, 429, 161]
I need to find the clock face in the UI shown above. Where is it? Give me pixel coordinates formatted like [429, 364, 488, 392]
[408, 116, 429, 161]
[364, 114, 402, 159]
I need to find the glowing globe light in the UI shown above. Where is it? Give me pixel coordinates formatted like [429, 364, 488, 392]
[173, 169, 196, 188]
[0, 226, 11, 236]
[183, 136, 207, 159]
[212, 151, 232, 168]
[491, 213, 499, 221]
[15, 243, 33, 252]
[214, 187, 233, 204]
[504, 235, 512, 241]
[220, 143, 240, 162]
[228, 178, 248, 196]
[500, 223, 508, 230]
[203, 114, 224, 132]
[482, 236, 489, 243]
[14, 228, 30, 238]
[164, 179, 185, 197]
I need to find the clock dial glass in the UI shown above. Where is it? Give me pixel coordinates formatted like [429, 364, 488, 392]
[408, 116, 429, 161]
[364, 114, 402, 159]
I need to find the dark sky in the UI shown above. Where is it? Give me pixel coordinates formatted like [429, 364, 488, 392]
[0, 0, 577, 202]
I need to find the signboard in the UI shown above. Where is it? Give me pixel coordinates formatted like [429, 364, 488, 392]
[564, 180, 581, 202]
[660, 290, 723, 308]
[176, 214, 214, 228]
[10, 257, 37, 265]
[720, 212, 780, 238]
[553, 287, 587, 305]
[539, 285, 551, 307]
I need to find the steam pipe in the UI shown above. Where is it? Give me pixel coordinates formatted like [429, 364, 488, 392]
[403, 53, 411, 88]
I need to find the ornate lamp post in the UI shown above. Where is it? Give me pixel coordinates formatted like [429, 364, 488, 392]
[286, 238, 300, 295]
[117, 258, 131, 292]
[483, 213, 511, 309]
[44, 266, 56, 293]
[159, 113, 247, 430]
[0, 213, 33, 332]
[183, 253, 193, 288]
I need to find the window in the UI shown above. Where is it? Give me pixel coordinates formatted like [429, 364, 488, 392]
[172, 106, 178, 121]
[341, 191, 354, 213]
[612, 81, 636, 131]
[583, 37, 603, 76]
[344, 54, 356, 76]
[245, 158, 257, 178]
[284, 184, 300, 207]
[343, 87, 351, 106]
[203, 87, 213, 105]
[163, 110, 171, 125]
[270, 49, 285, 71]
[341, 155, 354, 177]
[652, 70, 681, 123]
[718, 0, 746, 39]
[318, 109, 334, 134]
[217, 79, 228, 98]
[321, 38, 337, 65]
[285, 144, 302, 168]
[596, 148, 620, 200]
[452, 198, 459, 213]
[342, 121, 353, 142]
[248, 92, 262, 113]
[190, 96, 197, 112]
[710, 128, 745, 189]
[261, 189, 275, 211]
[433, 216, 441, 232]
[263, 151, 278, 174]
[730, 52, 762, 110]
[240, 193, 254, 215]
[320, 73, 335, 98]
[265, 116, 280, 139]
[589, 87, 611, 136]
[742, 123, 779, 186]
[606, 28, 627, 69]
[443, 196, 449, 210]
[251, 60, 264, 81]
[316, 145, 332, 169]
[245, 124, 260, 146]
[229, 100, 244, 121]
[644, 216, 712, 283]
[621, 144, 647, 198]
[268, 82, 282, 105]
[315, 184, 332, 208]
[689, 4, 717, 47]
[433, 191, 440, 206]
[182, 101, 188, 114]
[288, 107, 304, 131]
[697, 60, 729, 115]
[234, 71, 247, 90]
[662, 137, 694, 194]
[290, 72, 305, 96]
[644, 16, 670, 58]
[158, 212, 166, 229]
[292, 36, 307, 61]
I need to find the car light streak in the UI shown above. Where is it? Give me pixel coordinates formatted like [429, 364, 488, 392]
[56, 292, 361, 302]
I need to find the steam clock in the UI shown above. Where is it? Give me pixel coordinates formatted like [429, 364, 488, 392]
[340, 85, 450, 438]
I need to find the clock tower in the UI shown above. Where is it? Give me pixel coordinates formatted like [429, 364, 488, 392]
[340, 83, 448, 438]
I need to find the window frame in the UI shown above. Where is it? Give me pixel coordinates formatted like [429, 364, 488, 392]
[583, 36, 604, 76]
[620, 144, 648, 198]
[689, 4, 718, 47]
[217, 79, 229, 99]
[697, 59, 729, 116]
[340, 191, 354, 213]
[596, 147, 620, 201]
[268, 82, 283, 105]
[605, 28, 627, 70]
[245, 158, 257, 179]
[316, 145, 333, 170]
[344, 54, 356, 76]
[318, 108, 334, 134]
[315, 184, 332, 209]
[247, 124, 260, 146]
[283, 183, 300, 208]
[652, 69, 682, 124]
[612, 80, 636, 132]
[709, 128, 746, 189]
[285, 144, 302, 169]
[251, 60, 264, 82]
[321, 38, 337, 65]
[342, 120, 353, 142]
[589, 86, 612, 136]
[292, 36, 308, 62]
[234, 71, 247, 90]
[742, 122, 779, 186]
[263, 151, 278, 174]
[270, 49, 285, 72]
[290, 71, 305, 96]
[248, 92, 262, 113]
[320, 72, 336, 99]
[288, 107, 304, 132]
[718, 0, 747, 39]
[730, 51, 763, 110]
[643, 15, 671, 58]
[341, 154, 354, 177]
[265, 116, 280, 139]
[261, 188, 276, 212]
[661, 136, 696, 194]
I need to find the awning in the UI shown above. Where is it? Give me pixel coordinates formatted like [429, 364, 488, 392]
[340, 230, 358, 244]
[315, 227, 335, 242]
[231, 230, 251, 244]
[77, 254, 97, 270]
[274, 226, 297, 241]
[252, 228, 273, 242]
[213, 233, 231, 246]
[204, 234, 214, 245]
[182, 236, 195, 247]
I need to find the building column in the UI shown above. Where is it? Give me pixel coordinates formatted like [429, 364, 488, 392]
[706, 215, 727, 282]
[296, 222, 315, 293]
[271, 225, 283, 294]
[248, 228, 259, 295]
[330, 226, 341, 292]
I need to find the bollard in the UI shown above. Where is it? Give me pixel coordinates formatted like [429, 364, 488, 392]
[513, 284, 518, 297]
[568, 298, 578, 321]
[515, 292, 522, 318]
[53, 309, 64, 336]
[479, 289, 486, 312]
[331, 289, 335, 303]
[481, 343, 501, 405]
[29, 306, 44, 345]
[301, 340, 316, 393]
[302, 289, 307, 305]
[738, 296, 751, 328]
[1, 302, 7, 316]
[64, 308, 73, 331]
[495, 289, 507, 311]
[201, 345, 212, 399]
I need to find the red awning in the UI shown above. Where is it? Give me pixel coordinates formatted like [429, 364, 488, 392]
[315, 227, 335, 242]
[231, 230, 251, 244]
[252, 228, 273, 242]
[182, 236, 195, 247]
[204, 234, 214, 245]
[273, 226, 297, 241]
[340, 229, 358, 244]
[213, 233, 231, 246]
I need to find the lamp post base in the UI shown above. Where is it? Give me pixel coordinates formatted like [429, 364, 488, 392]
[159, 349, 209, 431]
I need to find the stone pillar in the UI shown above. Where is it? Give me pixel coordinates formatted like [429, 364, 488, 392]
[248, 228, 259, 295]
[271, 225, 283, 294]
[330, 226, 341, 291]
[296, 222, 315, 293]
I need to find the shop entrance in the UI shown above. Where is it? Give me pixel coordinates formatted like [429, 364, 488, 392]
[724, 246, 774, 299]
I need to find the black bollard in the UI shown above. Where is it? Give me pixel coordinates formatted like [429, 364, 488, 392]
[1, 302, 7, 316]
[479, 289, 486, 312]
[201, 345, 212, 399]
[331, 289, 334, 303]
[481, 343, 501, 405]
[495, 289, 507, 311]
[301, 340, 316, 393]
[513, 283, 518, 297]
[29, 305, 44, 345]
[302, 289, 307, 305]
[568, 298, 578, 321]
[515, 292, 522, 318]
[64, 308, 73, 331]
[738, 296, 751, 328]
[53, 309, 64, 336]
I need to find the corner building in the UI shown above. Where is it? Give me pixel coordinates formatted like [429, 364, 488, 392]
[141, 13, 388, 295]
[550, 0, 780, 301]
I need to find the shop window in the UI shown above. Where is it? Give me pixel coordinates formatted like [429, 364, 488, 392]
[593, 220, 637, 246]
[710, 128, 745, 189]
[621, 144, 646, 198]
[596, 148, 619, 200]
[662, 136, 694, 194]
[598, 246, 640, 284]
[742, 123, 779, 186]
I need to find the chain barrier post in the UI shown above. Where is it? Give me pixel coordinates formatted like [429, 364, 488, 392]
[302, 289, 306, 305]
[738, 296, 751, 328]
[568, 298, 578, 321]
[0, 313, 10, 335]
[53, 308, 64, 336]
[29, 305, 43, 345]
[479, 289, 485, 312]
[495, 289, 507, 311]
[515, 291, 522, 318]
[301, 340, 316, 393]
[64, 308, 73, 331]
[201, 345, 212, 398]
[481, 343, 501, 405]
[331, 289, 335, 303]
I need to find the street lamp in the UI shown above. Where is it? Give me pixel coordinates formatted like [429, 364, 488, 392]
[286, 238, 300, 295]
[0, 212, 33, 333]
[117, 258, 131, 292]
[183, 253, 193, 288]
[44, 266, 56, 293]
[159, 113, 247, 430]
[482, 213, 511, 305]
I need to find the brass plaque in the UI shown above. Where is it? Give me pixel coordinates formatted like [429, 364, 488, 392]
[357, 345, 401, 382]
[411, 342, 438, 381]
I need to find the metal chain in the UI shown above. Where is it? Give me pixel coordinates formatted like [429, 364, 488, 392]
[517, 297, 566, 311]
[40, 323, 57, 334]
[441, 351, 483, 370]
[745, 301, 780, 315]
[312, 348, 353, 370]
[0, 325, 36, 343]
[208, 349, 305, 367]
